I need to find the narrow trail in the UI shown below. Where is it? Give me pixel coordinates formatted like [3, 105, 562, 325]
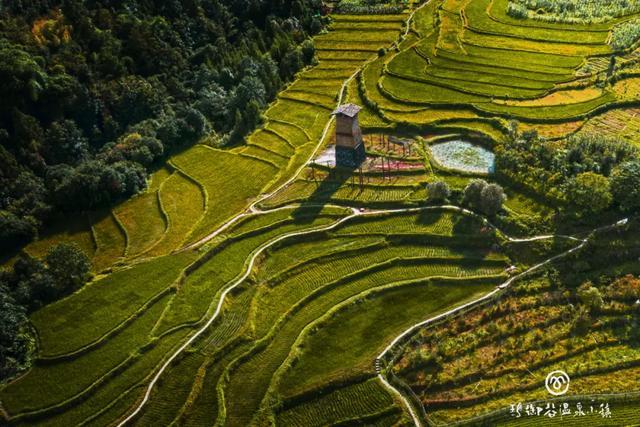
[119, 191, 622, 427]
[117, 5, 432, 424]
[182, 50, 355, 252]
[182, 0, 425, 253]
[116, 2, 616, 425]
[375, 218, 629, 427]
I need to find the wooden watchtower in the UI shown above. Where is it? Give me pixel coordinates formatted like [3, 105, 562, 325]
[332, 103, 365, 167]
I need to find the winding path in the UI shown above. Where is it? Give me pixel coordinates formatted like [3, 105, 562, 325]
[117, 5, 431, 424]
[115, 3, 624, 425]
[375, 218, 629, 427]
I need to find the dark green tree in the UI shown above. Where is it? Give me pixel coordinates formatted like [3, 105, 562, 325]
[462, 179, 488, 210]
[479, 183, 506, 216]
[426, 181, 450, 203]
[0, 284, 34, 381]
[566, 172, 612, 215]
[45, 243, 91, 295]
[611, 160, 640, 211]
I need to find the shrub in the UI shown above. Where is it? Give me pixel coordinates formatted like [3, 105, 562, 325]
[571, 308, 592, 335]
[611, 18, 640, 51]
[426, 181, 450, 203]
[606, 275, 640, 300]
[479, 184, 506, 216]
[506, 0, 640, 24]
[577, 282, 603, 312]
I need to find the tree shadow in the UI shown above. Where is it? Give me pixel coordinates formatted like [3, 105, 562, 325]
[450, 213, 496, 258]
[291, 165, 355, 224]
[416, 208, 443, 226]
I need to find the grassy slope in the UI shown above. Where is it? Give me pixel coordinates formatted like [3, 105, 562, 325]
[0, 12, 413, 426]
[360, 0, 631, 127]
[389, 222, 640, 426]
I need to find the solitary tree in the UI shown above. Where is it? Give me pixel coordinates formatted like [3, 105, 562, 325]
[45, 243, 91, 295]
[480, 184, 506, 216]
[426, 181, 450, 203]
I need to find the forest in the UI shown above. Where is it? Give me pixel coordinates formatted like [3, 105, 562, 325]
[507, 0, 640, 23]
[0, 0, 325, 254]
[495, 129, 640, 216]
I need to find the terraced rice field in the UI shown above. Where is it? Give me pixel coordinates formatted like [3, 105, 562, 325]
[0, 201, 519, 426]
[3, 2, 640, 427]
[387, 220, 640, 426]
[1, 10, 442, 427]
[352, 0, 640, 141]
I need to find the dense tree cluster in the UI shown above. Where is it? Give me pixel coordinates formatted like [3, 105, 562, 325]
[495, 128, 640, 216]
[336, 0, 406, 14]
[0, 0, 325, 254]
[507, 0, 640, 23]
[0, 287, 33, 381]
[0, 242, 90, 380]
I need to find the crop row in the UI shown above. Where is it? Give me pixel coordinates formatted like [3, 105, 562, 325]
[154, 210, 346, 334]
[276, 277, 502, 400]
[218, 208, 505, 424]
[276, 379, 395, 426]
[31, 252, 196, 357]
[391, 269, 640, 425]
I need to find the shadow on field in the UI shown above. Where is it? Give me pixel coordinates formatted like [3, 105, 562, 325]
[416, 208, 492, 258]
[291, 166, 354, 224]
[416, 208, 443, 226]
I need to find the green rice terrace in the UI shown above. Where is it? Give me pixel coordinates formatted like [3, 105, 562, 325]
[2, 0, 640, 426]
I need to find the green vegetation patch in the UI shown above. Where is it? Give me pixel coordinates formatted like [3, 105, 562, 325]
[89, 212, 126, 271]
[171, 146, 276, 244]
[148, 171, 206, 256]
[31, 252, 196, 357]
[278, 277, 498, 397]
[277, 379, 396, 427]
[390, 219, 640, 426]
[114, 190, 167, 257]
[506, 0, 640, 23]
[155, 208, 348, 332]
[1, 293, 171, 415]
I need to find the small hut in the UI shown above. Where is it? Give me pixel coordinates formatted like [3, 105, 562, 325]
[332, 103, 365, 167]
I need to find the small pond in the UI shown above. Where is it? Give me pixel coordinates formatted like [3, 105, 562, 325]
[429, 140, 495, 174]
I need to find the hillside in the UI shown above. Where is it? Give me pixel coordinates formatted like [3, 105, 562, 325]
[0, 0, 323, 253]
[2, 0, 640, 426]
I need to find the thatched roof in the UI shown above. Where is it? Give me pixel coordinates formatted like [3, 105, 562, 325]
[332, 103, 361, 118]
